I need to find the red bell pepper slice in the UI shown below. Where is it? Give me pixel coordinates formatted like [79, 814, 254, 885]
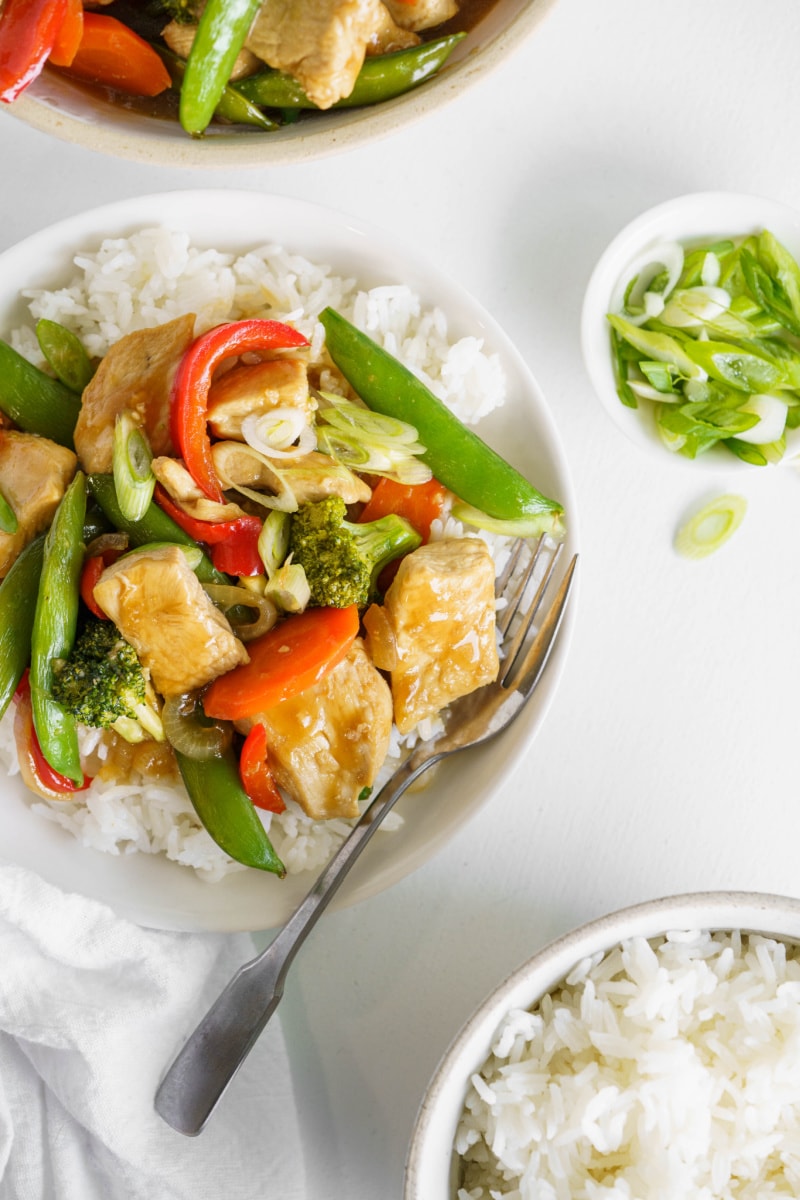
[14, 671, 91, 795]
[0, 0, 68, 103]
[170, 320, 309, 504]
[80, 545, 123, 619]
[239, 723, 285, 814]
[154, 483, 264, 577]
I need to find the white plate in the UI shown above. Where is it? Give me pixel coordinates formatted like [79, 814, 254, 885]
[0, 190, 578, 932]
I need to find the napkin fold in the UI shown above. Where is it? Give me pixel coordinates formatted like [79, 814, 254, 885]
[0, 861, 305, 1200]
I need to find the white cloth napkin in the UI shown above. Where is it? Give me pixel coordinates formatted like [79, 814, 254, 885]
[0, 862, 305, 1200]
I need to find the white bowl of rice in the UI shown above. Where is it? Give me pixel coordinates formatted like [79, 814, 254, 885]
[405, 890, 800, 1200]
[8, 0, 558, 168]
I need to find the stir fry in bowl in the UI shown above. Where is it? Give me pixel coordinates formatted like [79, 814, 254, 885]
[0, 227, 564, 884]
[0, 0, 496, 135]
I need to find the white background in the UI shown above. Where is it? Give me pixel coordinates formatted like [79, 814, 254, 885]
[3, 1, 800, 1195]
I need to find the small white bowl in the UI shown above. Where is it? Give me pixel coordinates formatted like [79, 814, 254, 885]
[8, 0, 557, 167]
[581, 192, 800, 471]
[404, 889, 800, 1198]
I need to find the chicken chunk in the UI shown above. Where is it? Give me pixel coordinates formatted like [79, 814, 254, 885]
[0, 431, 77, 579]
[73, 313, 196, 473]
[245, 0, 406, 109]
[384, 0, 458, 31]
[207, 359, 313, 440]
[93, 545, 249, 697]
[363, 537, 498, 734]
[151, 456, 248, 523]
[212, 442, 371, 506]
[242, 638, 392, 820]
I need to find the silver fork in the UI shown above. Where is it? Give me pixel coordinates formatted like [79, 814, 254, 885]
[154, 538, 578, 1136]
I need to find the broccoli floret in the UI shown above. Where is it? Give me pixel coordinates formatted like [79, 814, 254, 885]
[52, 618, 165, 745]
[289, 496, 421, 608]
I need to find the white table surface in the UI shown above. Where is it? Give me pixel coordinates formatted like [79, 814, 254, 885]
[3, 0, 800, 1195]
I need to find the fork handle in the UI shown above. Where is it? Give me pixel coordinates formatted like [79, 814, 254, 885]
[154, 751, 437, 1136]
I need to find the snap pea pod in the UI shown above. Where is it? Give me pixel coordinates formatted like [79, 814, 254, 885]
[0, 339, 81, 449]
[175, 749, 285, 876]
[319, 308, 564, 527]
[0, 534, 44, 721]
[180, 0, 261, 135]
[87, 474, 228, 586]
[237, 33, 465, 111]
[157, 45, 277, 130]
[30, 472, 87, 785]
[35, 319, 94, 393]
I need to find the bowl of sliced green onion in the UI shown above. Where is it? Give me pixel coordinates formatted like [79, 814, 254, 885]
[581, 192, 800, 470]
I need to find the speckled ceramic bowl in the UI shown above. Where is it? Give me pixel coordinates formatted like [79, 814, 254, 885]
[405, 890, 800, 1198]
[9, 0, 558, 167]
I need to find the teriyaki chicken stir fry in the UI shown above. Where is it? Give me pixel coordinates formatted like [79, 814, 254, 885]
[0, 302, 563, 877]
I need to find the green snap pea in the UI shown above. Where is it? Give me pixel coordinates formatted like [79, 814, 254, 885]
[0, 339, 81, 449]
[180, 0, 261, 135]
[0, 535, 44, 721]
[87, 474, 228, 586]
[319, 308, 564, 526]
[238, 33, 465, 111]
[175, 749, 285, 876]
[157, 45, 278, 130]
[35, 319, 94, 393]
[30, 472, 87, 784]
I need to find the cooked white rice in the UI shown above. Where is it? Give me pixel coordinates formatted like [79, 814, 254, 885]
[4, 226, 512, 881]
[456, 930, 800, 1199]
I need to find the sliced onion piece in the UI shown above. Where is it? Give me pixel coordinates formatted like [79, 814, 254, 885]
[241, 408, 317, 459]
[162, 693, 233, 760]
[203, 584, 279, 641]
[674, 494, 747, 559]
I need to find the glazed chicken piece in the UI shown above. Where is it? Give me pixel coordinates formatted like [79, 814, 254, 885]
[92, 545, 249, 697]
[241, 638, 392, 820]
[363, 537, 499, 735]
[73, 313, 196, 473]
[245, 0, 416, 109]
[384, 0, 458, 31]
[0, 431, 77, 579]
[212, 441, 372, 505]
[151, 456, 248, 523]
[206, 359, 314, 440]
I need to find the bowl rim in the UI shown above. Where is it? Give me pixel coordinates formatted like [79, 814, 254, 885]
[9, 0, 560, 167]
[404, 887, 800, 1198]
[580, 189, 800, 472]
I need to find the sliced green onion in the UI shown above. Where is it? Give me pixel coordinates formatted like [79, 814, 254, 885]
[452, 500, 564, 539]
[263, 558, 311, 614]
[0, 489, 18, 534]
[316, 395, 432, 483]
[121, 541, 204, 571]
[113, 411, 155, 521]
[241, 407, 316, 459]
[674, 494, 747, 559]
[317, 392, 422, 444]
[257, 509, 291, 578]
